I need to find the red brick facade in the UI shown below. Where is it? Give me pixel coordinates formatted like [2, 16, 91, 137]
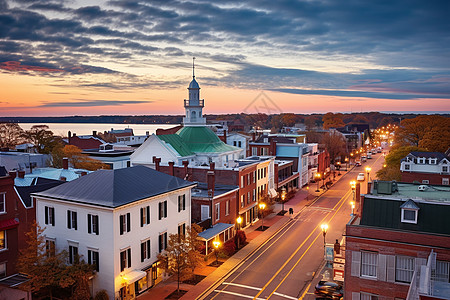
[401, 171, 450, 185]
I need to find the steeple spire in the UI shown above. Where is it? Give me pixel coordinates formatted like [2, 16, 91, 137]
[192, 57, 196, 78]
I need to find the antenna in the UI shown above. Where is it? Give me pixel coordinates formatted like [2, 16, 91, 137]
[192, 57, 196, 78]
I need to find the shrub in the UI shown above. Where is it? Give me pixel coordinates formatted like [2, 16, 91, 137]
[222, 239, 236, 256]
[234, 230, 246, 247]
[94, 290, 109, 300]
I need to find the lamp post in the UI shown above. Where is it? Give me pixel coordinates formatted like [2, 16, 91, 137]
[345, 157, 348, 170]
[315, 173, 321, 192]
[350, 201, 355, 216]
[281, 187, 287, 214]
[213, 240, 221, 265]
[337, 162, 341, 176]
[236, 216, 242, 249]
[321, 224, 328, 259]
[365, 166, 371, 182]
[259, 202, 266, 230]
[350, 180, 356, 215]
[322, 173, 325, 190]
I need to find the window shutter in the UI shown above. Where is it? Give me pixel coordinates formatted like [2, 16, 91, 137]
[158, 203, 162, 220]
[141, 242, 145, 262]
[45, 207, 49, 224]
[159, 235, 162, 252]
[88, 250, 92, 264]
[127, 248, 131, 268]
[69, 246, 73, 264]
[147, 240, 151, 259]
[126, 213, 131, 232]
[146, 206, 150, 224]
[95, 215, 99, 235]
[164, 233, 167, 248]
[386, 254, 395, 282]
[183, 195, 185, 210]
[378, 254, 387, 281]
[140, 208, 144, 227]
[67, 210, 71, 229]
[120, 251, 125, 271]
[88, 214, 92, 234]
[120, 215, 124, 235]
[351, 250, 361, 277]
[51, 208, 55, 226]
[74, 212, 77, 230]
[164, 201, 167, 218]
[94, 252, 99, 271]
[178, 196, 181, 212]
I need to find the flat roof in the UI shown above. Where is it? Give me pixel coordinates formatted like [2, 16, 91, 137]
[370, 181, 450, 203]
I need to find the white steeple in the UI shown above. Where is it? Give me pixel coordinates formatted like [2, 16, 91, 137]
[183, 57, 206, 126]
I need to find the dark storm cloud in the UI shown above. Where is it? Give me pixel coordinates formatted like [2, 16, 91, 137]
[39, 99, 152, 107]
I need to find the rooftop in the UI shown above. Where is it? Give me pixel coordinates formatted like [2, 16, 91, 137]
[370, 181, 450, 202]
[191, 182, 238, 199]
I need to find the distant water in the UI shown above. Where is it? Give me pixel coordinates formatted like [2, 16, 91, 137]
[19, 123, 179, 137]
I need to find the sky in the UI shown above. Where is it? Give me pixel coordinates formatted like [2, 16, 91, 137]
[1, 0, 449, 117]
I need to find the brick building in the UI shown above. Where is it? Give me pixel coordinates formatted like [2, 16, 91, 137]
[345, 181, 450, 300]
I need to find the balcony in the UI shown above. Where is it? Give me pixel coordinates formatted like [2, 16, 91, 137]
[184, 99, 204, 107]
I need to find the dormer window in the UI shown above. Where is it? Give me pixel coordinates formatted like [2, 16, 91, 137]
[400, 199, 419, 224]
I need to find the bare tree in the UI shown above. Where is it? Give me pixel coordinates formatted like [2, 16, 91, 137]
[322, 130, 347, 164]
[0, 123, 25, 149]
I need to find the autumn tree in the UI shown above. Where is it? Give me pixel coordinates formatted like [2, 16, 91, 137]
[52, 145, 110, 171]
[21, 125, 63, 154]
[322, 130, 347, 163]
[395, 115, 450, 152]
[0, 122, 25, 149]
[157, 226, 204, 293]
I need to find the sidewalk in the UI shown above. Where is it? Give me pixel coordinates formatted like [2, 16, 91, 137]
[138, 168, 353, 300]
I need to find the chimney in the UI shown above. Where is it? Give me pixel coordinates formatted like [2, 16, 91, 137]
[154, 158, 161, 171]
[18, 170, 25, 179]
[209, 162, 215, 171]
[152, 156, 156, 163]
[8, 170, 16, 179]
[92, 130, 97, 137]
[207, 170, 215, 227]
[182, 160, 189, 179]
[223, 129, 227, 143]
[73, 132, 77, 137]
[146, 131, 150, 136]
[68, 131, 72, 138]
[81, 171, 87, 176]
[252, 132, 256, 142]
[169, 161, 175, 176]
[62, 157, 69, 170]
[269, 138, 277, 156]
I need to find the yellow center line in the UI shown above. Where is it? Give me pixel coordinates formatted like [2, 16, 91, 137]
[252, 189, 351, 300]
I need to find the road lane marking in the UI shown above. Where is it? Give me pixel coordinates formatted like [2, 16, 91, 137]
[252, 189, 352, 300]
[273, 292, 298, 300]
[213, 290, 265, 300]
[222, 282, 261, 291]
[299, 281, 312, 299]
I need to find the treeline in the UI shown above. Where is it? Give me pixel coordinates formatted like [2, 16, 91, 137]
[1, 112, 449, 130]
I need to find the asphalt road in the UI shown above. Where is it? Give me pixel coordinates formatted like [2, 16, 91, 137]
[202, 152, 386, 300]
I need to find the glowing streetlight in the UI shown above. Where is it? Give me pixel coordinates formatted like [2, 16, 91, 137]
[350, 201, 355, 216]
[315, 173, 321, 192]
[259, 202, 266, 230]
[281, 187, 287, 214]
[337, 162, 341, 176]
[213, 240, 221, 265]
[365, 166, 371, 182]
[350, 180, 356, 213]
[236, 217, 243, 249]
[321, 224, 328, 258]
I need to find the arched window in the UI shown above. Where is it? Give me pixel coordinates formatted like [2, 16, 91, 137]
[191, 111, 197, 120]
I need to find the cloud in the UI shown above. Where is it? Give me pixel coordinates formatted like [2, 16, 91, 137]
[0, 61, 63, 72]
[39, 99, 152, 107]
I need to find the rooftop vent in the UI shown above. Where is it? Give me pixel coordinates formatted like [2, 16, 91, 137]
[418, 185, 428, 192]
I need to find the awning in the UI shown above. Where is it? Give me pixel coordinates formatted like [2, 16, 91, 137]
[121, 270, 146, 284]
[198, 223, 235, 241]
[0, 218, 19, 231]
[269, 188, 278, 198]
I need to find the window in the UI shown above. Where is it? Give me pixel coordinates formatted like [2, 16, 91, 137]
[360, 292, 379, 300]
[422, 180, 429, 184]
[443, 166, 449, 173]
[120, 248, 131, 271]
[0, 231, 5, 250]
[0, 193, 5, 213]
[45, 240, 55, 257]
[215, 203, 220, 221]
[140, 239, 151, 262]
[396, 256, 414, 283]
[233, 141, 237, 146]
[253, 171, 256, 183]
[401, 209, 418, 224]
[252, 148, 257, 156]
[67, 210, 77, 230]
[253, 190, 256, 202]
[159, 232, 167, 252]
[159, 201, 168, 220]
[225, 200, 230, 216]
[435, 260, 450, 283]
[404, 164, 410, 170]
[443, 178, 449, 185]
[241, 195, 244, 208]
[45, 206, 55, 226]
[238, 141, 242, 147]
[201, 205, 209, 221]
[69, 245, 79, 264]
[120, 213, 131, 235]
[247, 192, 250, 204]
[140, 206, 150, 226]
[178, 195, 186, 212]
[88, 250, 99, 271]
[361, 251, 377, 278]
[0, 262, 5, 278]
[178, 223, 186, 237]
[88, 214, 99, 235]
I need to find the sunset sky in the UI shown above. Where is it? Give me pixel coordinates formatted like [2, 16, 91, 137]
[1, 0, 449, 117]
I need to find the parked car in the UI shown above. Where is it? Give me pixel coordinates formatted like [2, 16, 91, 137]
[357, 173, 365, 181]
[367, 152, 372, 159]
[314, 281, 343, 299]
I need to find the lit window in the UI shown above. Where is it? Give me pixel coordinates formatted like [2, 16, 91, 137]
[361, 251, 377, 278]
[0, 231, 6, 250]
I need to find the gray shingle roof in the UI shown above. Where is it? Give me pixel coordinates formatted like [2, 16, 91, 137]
[32, 165, 195, 208]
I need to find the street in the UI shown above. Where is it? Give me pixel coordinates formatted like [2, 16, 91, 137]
[200, 153, 386, 300]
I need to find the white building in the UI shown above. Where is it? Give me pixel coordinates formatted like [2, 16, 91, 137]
[32, 165, 195, 299]
[226, 133, 251, 159]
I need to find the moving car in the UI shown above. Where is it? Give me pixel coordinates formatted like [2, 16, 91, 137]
[357, 173, 365, 181]
[355, 160, 361, 166]
[314, 281, 343, 299]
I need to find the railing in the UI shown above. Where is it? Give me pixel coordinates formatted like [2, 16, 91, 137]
[184, 99, 204, 107]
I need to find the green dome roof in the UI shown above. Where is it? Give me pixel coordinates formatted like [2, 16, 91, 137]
[176, 126, 240, 153]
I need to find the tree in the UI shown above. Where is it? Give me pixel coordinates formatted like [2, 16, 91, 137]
[322, 113, 345, 129]
[395, 115, 450, 152]
[21, 125, 62, 154]
[322, 131, 347, 164]
[0, 122, 25, 149]
[52, 145, 110, 171]
[157, 226, 204, 293]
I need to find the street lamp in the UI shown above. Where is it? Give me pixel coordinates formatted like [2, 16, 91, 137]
[365, 166, 371, 181]
[350, 201, 355, 216]
[259, 202, 266, 231]
[281, 187, 287, 214]
[213, 240, 221, 265]
[345, 157, 348, 170]
[315, 173, 321, 192]
[236, 216, 242, 249]
[321, 224, 328, 259]
[350, 180, 356, 214]
[337, 162, 341, 176]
